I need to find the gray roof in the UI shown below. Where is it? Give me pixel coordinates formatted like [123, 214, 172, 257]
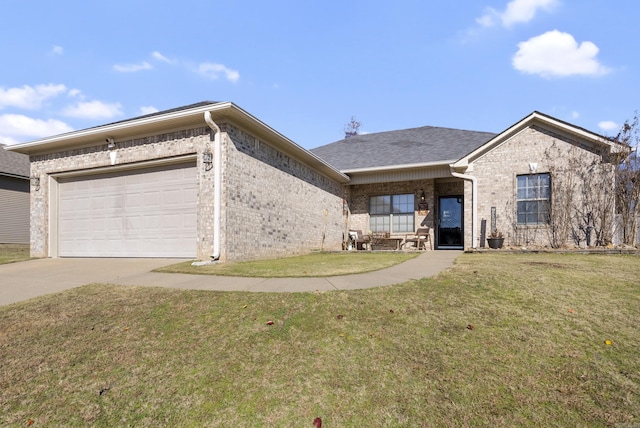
[0, 144, 29, 178]
[311, 126, 496, 171]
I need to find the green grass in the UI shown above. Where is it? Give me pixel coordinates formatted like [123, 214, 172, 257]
[0, 244, 30, 265]
[155, 251, 419, 277]
[1, 253, 639, 427]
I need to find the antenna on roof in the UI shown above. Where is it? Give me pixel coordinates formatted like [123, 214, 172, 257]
[344, 116, 361, 139]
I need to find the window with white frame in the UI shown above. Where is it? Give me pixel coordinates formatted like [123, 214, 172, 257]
[517, 173, 550, 225]
[369, 194, 414, 233]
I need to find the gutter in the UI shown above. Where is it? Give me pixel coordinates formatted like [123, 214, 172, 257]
[449, 165, 478, 249]
[340, 159, 458, 174]
[204, 111, 222, 261]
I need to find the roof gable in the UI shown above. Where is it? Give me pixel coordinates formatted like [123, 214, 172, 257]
[452, 111, 626, 170]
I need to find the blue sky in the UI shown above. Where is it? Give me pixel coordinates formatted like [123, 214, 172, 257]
[1, 0, 638, 149]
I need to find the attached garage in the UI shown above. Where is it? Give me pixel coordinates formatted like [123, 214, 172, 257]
[7, 102, 349, 261]
[56, 162, 197, 257]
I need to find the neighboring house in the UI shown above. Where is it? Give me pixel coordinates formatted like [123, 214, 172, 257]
[0, 143, 30, 244]
[7, 102, 627, 260]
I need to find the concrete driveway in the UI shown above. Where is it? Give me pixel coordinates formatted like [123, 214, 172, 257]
[0, 258, 181, 306]
[0, 251, 462, 306]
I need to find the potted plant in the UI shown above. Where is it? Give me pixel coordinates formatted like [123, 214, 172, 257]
[487, 229, 505, 249]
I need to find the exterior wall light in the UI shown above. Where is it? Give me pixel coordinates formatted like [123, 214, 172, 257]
[30, 175, 40, 190]
[203, 150, 213, 171]
[418, 189, 429, 213]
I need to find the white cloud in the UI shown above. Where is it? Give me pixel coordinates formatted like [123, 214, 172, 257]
[51, 45, 64, 55]
[0, 135, 21, 145]
[68, 88, 83, 98]
[477, 0, 558, 28]
[0, 84, 67, 110]
[113, 62, 153, 73]
[198, 63, 240, 83]
[139, 106, 159, 115]
[152, 51, 172, 63]
[571, 111, 580, 119]
[61, 100, 123, 119]
[598, 121, 619, 132]
[513, 30, 611, 77]
[0, 114, 74, 141]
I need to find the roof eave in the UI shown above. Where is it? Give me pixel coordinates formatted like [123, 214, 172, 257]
[452, 111, 620, 169]
[215, 104, 350, 184]
[6, 102, 234, 155]
[0, 172, 29, 180]
[5, 101, 350, 184]
[341, 159, 457, 174]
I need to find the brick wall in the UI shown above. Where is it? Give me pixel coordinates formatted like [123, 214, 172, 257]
[28, 122, 347, 261]
[470, 125, 611, 248]
[220, 123, 347, 262]
[348, 180, 436, 246]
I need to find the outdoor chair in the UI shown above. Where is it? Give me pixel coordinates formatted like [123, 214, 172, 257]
[402, 227, 432, 250]
[348, 229, 371, 250]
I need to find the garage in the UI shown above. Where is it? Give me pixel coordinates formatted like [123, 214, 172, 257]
[57, 162, 197, 257]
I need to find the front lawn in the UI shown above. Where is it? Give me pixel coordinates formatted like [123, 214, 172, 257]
[0, 244, 30, 265]
[1, 253, 638, 426]
[155, 251, 419, 277]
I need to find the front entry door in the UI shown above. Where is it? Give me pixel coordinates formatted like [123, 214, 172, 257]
[438, 196, 463, 249]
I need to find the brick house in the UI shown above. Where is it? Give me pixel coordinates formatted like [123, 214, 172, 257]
[314, 111, 626, 250]
[7, 103, 626, 260]
[0, 143, 30, 244]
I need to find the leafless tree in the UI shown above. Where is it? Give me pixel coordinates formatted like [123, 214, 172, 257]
[614, 113, 640, 245]
[543, 142, 617, 248]
[344, 116, 361, 138]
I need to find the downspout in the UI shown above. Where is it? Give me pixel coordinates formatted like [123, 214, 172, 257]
[204, 111, 222, 260]
[450, 166, 478, 249]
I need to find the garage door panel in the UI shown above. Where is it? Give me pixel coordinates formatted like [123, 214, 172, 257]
[58, 162, 197, 257]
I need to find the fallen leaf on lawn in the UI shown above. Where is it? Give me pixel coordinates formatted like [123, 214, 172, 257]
[336, 314, 344, 320]
[389, 309, 394, 313]
[467, 324, 474, 330]
[568, 309, 575, 313]
[243, 305, 247, 309]
[604, 339, 613, 345]
[266, 320, 274, 325]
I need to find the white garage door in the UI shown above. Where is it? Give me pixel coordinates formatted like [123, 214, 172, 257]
[58, 162, 197, 257]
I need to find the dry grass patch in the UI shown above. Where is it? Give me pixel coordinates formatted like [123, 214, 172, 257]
[0, 244, 30, 265]
[1, 253, 639, 426]
[155, 251, 419, 277]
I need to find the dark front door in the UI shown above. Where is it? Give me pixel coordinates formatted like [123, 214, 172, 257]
[438, 196, 463, 249]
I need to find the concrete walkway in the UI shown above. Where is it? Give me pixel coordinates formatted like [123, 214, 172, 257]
[0, 251, 462, 306]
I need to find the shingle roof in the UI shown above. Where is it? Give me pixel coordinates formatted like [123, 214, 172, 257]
[310, 126, 496, 171]
[87, 101, 222, 130]
[0, 143, 29, 178]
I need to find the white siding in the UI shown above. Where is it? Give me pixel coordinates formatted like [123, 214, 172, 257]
[0, 176, 30, 244]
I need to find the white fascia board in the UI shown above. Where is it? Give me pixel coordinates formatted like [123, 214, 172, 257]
[6, 102, 233, 153]
[220, 104, 350, 183]
[7, 101, 350, 183]
[341, 159, 457, 174]
[452, 111, 617, 169]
